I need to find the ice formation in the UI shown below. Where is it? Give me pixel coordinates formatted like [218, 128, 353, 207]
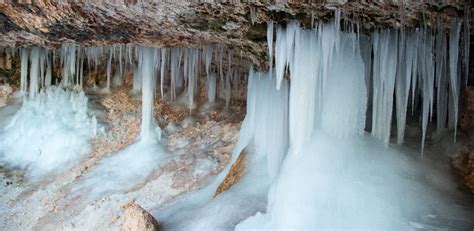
[151, 14, 471, 229]
[1, 8, 470, 229]
[0, 87, 97, 178]
[235, 19, 470, 229]
[74, 141, 167, 197]
[155, 67, 287, 230]
[138, 46, 160, 142]
[70, 46, 168, 199]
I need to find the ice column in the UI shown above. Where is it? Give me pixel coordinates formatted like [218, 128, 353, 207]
[138, 47, 159, 143]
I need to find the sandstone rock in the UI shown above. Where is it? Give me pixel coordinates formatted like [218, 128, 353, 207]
[122, 200, 160, 231]
[215, 149, 246, 196]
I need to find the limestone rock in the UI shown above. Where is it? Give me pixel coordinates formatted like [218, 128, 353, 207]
[122, 200, 160, 231]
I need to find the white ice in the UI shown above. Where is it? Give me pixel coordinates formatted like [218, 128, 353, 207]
[0, 87, 97, 178]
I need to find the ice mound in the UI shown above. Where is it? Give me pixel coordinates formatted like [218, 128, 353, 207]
[75, 140, 167, 197]
[0, 87, 97, 178]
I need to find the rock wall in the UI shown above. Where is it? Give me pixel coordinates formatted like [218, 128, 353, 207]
[0, 1, 471, 70]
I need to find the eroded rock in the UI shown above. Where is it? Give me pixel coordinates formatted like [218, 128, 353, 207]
[0, 1, 469, 70]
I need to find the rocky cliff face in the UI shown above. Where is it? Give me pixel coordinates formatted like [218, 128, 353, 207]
[0, 1, 470, 70]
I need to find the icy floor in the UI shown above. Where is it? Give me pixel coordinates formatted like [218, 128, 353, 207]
[0, 88, 473, 230]
[0, 87, 242, 230]
[151, 128, 474, 231]
[154, 145, 272, 230]
[237, 132, 474, 230]
[72, 140, 168, 198]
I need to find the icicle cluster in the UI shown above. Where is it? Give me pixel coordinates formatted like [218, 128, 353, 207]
[274, 20, 467, 154]
[19, 47, 52, 99]
[246, 68, 289, 179]
[256, 16, 468, 175]
[17, 43, 246, 113]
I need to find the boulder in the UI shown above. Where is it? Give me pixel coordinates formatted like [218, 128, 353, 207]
[122, 200, 160, 231]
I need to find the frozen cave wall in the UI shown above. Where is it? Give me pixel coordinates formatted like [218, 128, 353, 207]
[0, 1, 472, 71]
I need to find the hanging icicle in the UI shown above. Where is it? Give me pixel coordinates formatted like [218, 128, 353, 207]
[448, 19, 462, 142]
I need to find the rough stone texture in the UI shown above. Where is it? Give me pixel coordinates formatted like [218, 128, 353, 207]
[122, 200, 160, 231]
[460, 87, 474, 132]
[0, 84, 12, 107]
[451, 142, 474, 193]
[0, 1, 470, 70]
[452, 86, 474, 193]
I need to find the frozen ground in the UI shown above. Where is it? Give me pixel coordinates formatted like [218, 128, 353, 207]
[0, 86, 472, 231]
[237, 132, 474, 230]
[0, 87, 243, 230]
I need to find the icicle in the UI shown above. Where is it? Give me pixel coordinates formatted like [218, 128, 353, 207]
[225, 49, 232, 108]
[186, 48, 198, 111]
[20, 48, 29, 93]
[61, 44, 77, 87]
[160, 49, 167, 99]
[218, 46, 225, 100]
[411, 30, 420, 114]
[436, 28, 448, 133]
[128, 44, 133, 66]
[419, 31, 435, 156]
[395, 29, 411, 145]
[334, 9, 341, 54]
[371, 30, 398, 145]
[132, 61, 142, 93]
[464, 5, 470, 85]
[45, 52, 52, 87]
[106, 47, 113, 91]
[275, 26, 287, 90]
[75, 48, 81, 86]
[204, 45, 212, 77]
[267, 21, 274, 80]
[119, 45, 123, 75]
[207, 72, 217, 102]
[170, 48, 180, 101]
[79, 49, 85, 88]
[38, 48, 46, 89]
[29, 47, 40, 99]
[448, 19, 462, 141]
